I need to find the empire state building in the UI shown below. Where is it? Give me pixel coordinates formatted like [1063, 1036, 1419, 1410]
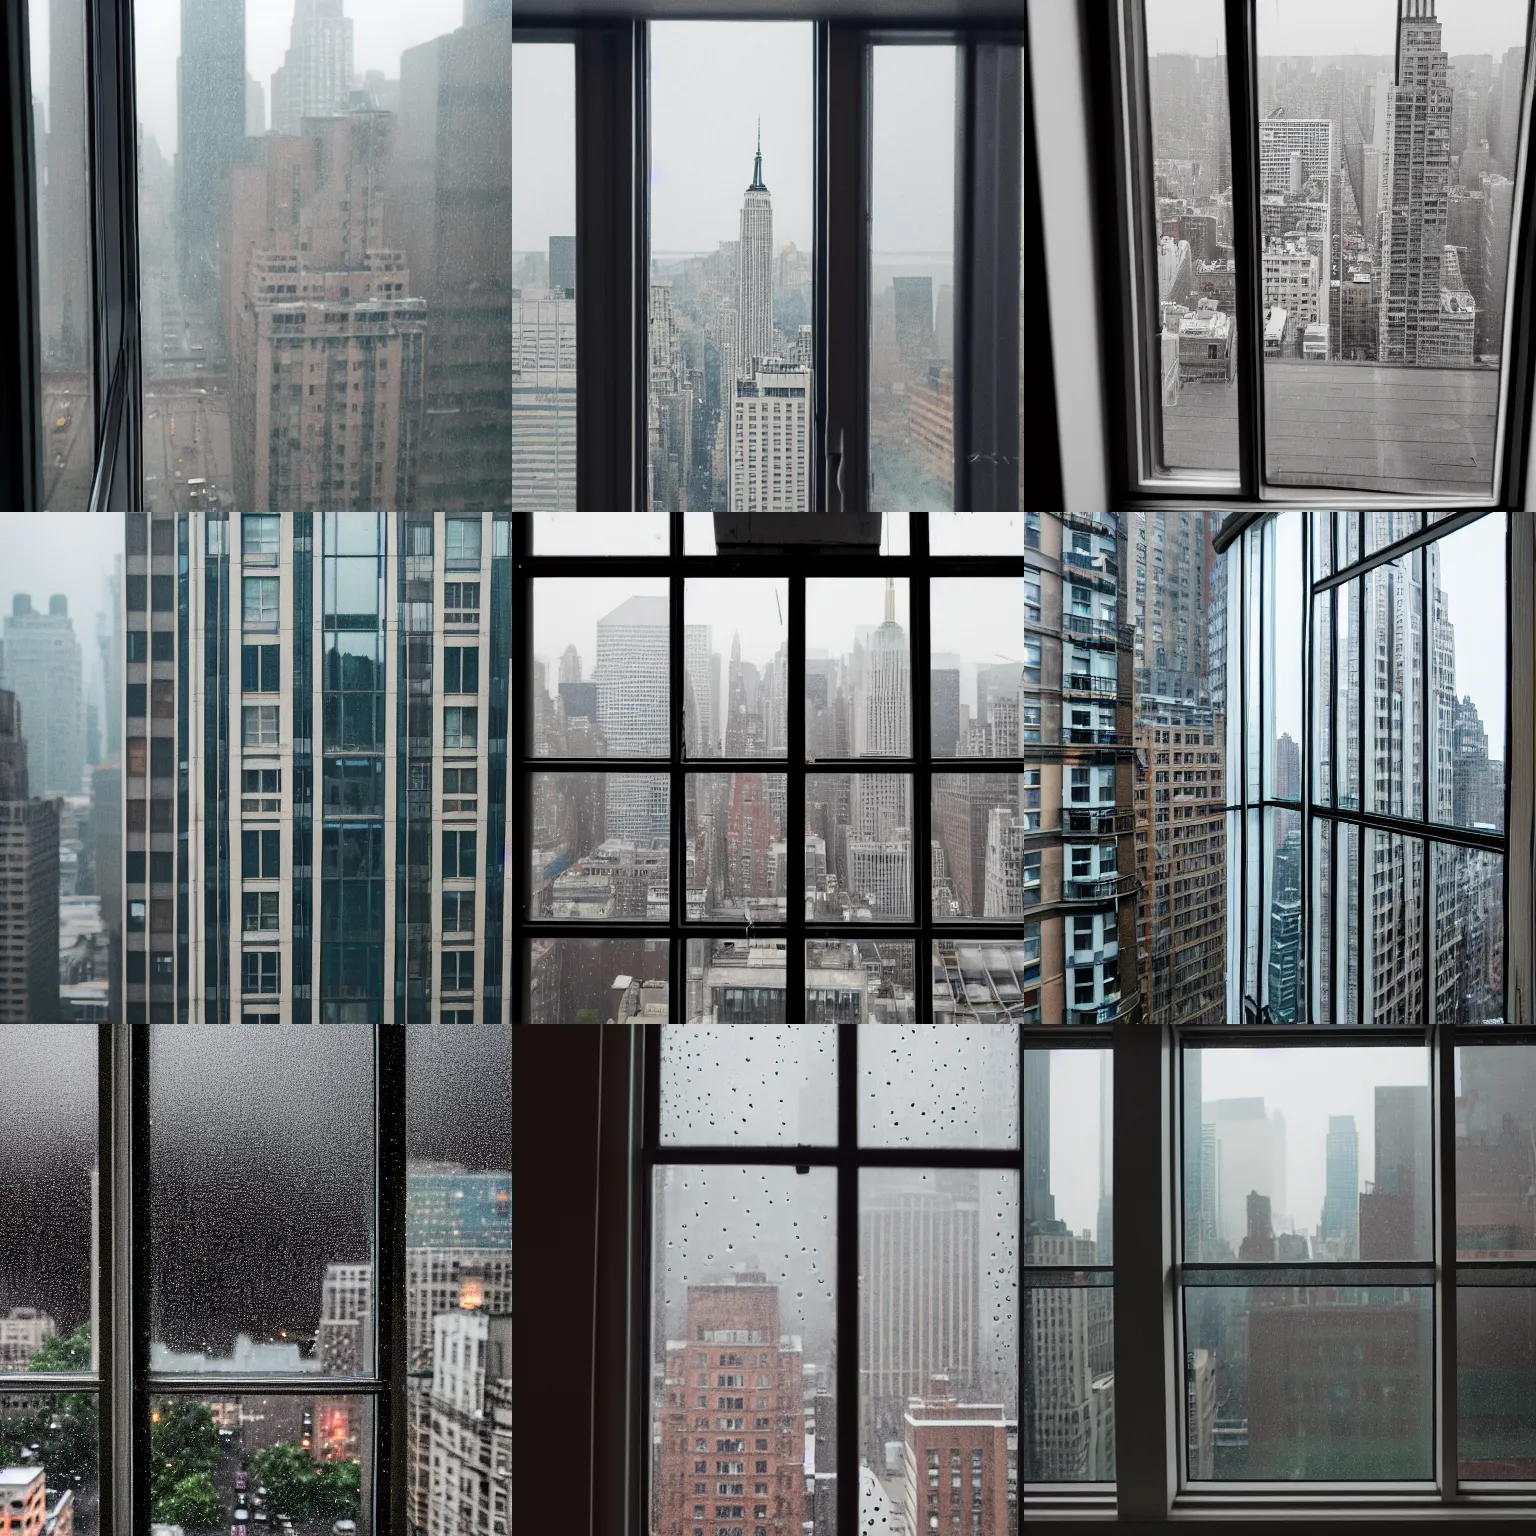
[738, 123, 775, 371]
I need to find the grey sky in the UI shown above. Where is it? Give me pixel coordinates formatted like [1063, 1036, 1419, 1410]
[686, 577, 789, 677]
[513, 44, 577, 255]
[532, 575, 670, 685]
[1147, 0, 1528, 57]
[1435, 514, 1506, 755]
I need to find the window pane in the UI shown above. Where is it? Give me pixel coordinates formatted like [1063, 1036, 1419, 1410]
[1263, 513, 1302, 797]
[1185, 1045, 1431, 1262]
[805, 578, 910, 761]
[1363, 830, 1425, 1026]
[1144, 0, 1239, 477]
[1433, 844, 1504, 1025]
[1025, 1046, 1107, 1245]
[532, 513, 669, 554]
[532, 578, 669, 758]
[1431, 515, 1506, 831]
[149, 1395, 371, 1532]
[526, 937, 670, 1024]
[1335, 580, 1362, 811]
[687, 772, 788, 922]
[932, 578, 1023, 759]
[649, 22, 814, 512]
[514, 43, 576, 510]
[650, 1165, 831, 1529]
[1458, 1287, 1536, 1479]
[934, 773, 1021, 922]
[928, 513, 1024, 555]
[862, 1026, 1019, 1149]
[934, 938, 1035, 1024]
[1262, 806, 1302, 1023]
[685, 577, 789, 759]
[807, 938, 917, 1025]
[662, 1024, 836, 1145]
[1456, 1045, 1536, 1258]
[1024, 1278, 1114, 1481]
[1183, 1287, 1432, 1479]
[34, 0, 96, 509]
[1253, 5, 1532, 495]
[0, 1394, 96, 1528]
[801, 772, 909, 922]
[864, 1170, 1020, 1492]
[871, 45, 956, 510]
[1311, 817, 1335, 1024]
[1364, 551, 1423, 818]
[531, 773, 670, 920]
[150, 1024, 375, 1371]
[1311, 588, 1332, 806]
[687, 937, 786, 1023]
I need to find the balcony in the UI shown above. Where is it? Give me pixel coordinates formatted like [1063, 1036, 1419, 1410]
[1060, 612, 1118, 646]
[1063, 672, 1119, 698]
[1067, 988, 1141, 1025]
[1060, 511, 1117, 537]
[1063, 726, 1120, 746]
[1061, 546, 1119, 582]
[1062, 806, 1134, 834]
[1062, 873, 1136, 903]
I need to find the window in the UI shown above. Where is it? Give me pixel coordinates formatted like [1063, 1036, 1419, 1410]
[444, 581, 481, 624]
[442, 891, 475, 936]
[445, 516, 483, 568]
[441, 950, 474, 994]
[242, 643, 281, 693]
[242, 828, 281, 879]
[243, 576, 279, 628]
[243, 514, 280, 558]
[242, 890, 279, 932]
[443, 829, 477, 880]
[241, 950, 279, 994]
[444, 706, 479, 750]
[443, 646, 479, 695]
[242, 705, 279, 748]
[442, 766, 477, 812]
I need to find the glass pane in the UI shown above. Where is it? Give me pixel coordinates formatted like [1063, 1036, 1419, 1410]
[151, 1024, 375, 1372]
[1459, 1287, 1536, 1478]
[1311, 508, 1333, 579]
[1363, 830, 1425, 1027]
[1335, 580, 1361, 812]
[1185, 1045, 1431, 1262]
[928, 513, 1024, 554]
[687, 936, 786, 1023]
[0, 1393, 95, 1530]
[1311, 818, 1335, 1024]
[1364, 551, 1423, 818]
[1184, 1287, 1432, 1479]
[934, 772, 1022, 924]
[1335, 819, 1362, 1024]
[514, 44, 576, 510]
[650, 1166, 832, 1530]
[1456, 1045, 1536, 1258]
[802, 772, 911, 922]
[1311, 589, 1332, 806]
[1143, 0, 1239, 477]
[649, 22, 814, 512]
[932, 577, 1025, 759]
[0, 1027, 97, 1359]
[532, 578, 669, 758]
[150, 1394, 372, 1533]
[934, 937, 1035, 1025]
[661, 1024, 837, 1144]
[805, 578, 910, 761]
[1433, 844, 1504, 1025]
[806, 937, 917, 1024]
[1262, 806, 1302, 1024]
[531, 773, 670, 919]
[1253, 7, 1532, 495]
[870, 44, 956, 510]
[686, 772, 788, 922]
[1025, 1047, 1108, 1249]
[1024, 1279, 1114, 1482]
[1243, 806, 1258, 1006]
[864, 1170, 1020, 1492]
[533, 512, 669, 555]
[527, 936, 670, 1024]
[34, 0, 95, 509]
[1263, 513, 1302, 798]
[1430, 514, 1506, 830]
[686, 577, 789, 759]
[864, 1026, 1019, 1149]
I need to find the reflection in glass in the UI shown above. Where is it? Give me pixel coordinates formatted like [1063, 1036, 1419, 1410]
[1262, 806, 1302, 1024]
[531, 578, 669, 758]
[1459, 1288, 1536, 1478]
[150, 1024, 374, 1372]
[685, 578, 788, 758]
[862, 1027, 1020, 1149]
[1184, 1287, 1432, 1479]
[807, 938, 916, 1024]
[661, 1024, 836, 1144]
[1334, 580, 1361, 811]
[805, 578, 909, 761]
[1430, 515, 1506, 831]
[527, 937, 670, 1023]
[1363, 830, 1424, 1027]
[1364, 551, 1422, 818]
[531, 774, 670, 920]
[1184, 1045, 1430, 1262]
[686, 772, 788, 922]
[871, 45, 956, 509]
[650, 1165, 832, 1534]
[932, 577, 1025, 759]
[1433, 845, 1504, 1025]
[1263, 513, 1302, 798]
[1456, 1046, 1536, 1259]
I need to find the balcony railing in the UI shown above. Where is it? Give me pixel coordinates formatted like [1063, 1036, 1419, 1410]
[1062, 807, 1135, 834]
[1061, 547, 1119, 580]
[1063, 727, 1121, 746]
[1060, 612, 1118, 645]
[1063, 673, 1119, 698]
[1066, 944, 1119, 968]
[1066, 988, 1141, 1025]
[1062, 873, 1136, 902]
[1059, 511, 1117, 537]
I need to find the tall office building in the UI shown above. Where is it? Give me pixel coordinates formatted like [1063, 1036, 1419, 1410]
[1318, 1115, 1360, 1260]
[177, 0, 247, 309]
[1, 594, 84, 796]
[397, 12, 515, 511]
[728, 362, 812, 512]
[548, 235, 576, 296]
[655, 1276, 805, 1536]
[737, 126, 775, 372]
[269, 0, 354, 135]
[123, 511, 511, 1024]
[427, 1310, 512, 1536]
[511, 291, 577, 510]
[1205, 1098, 1287, 1252]
[1379, 0, 1453, 363]
[44, 0, 89, 365]
[0, 692, 60, 1023]
[1359, 1084, 1432, 1259]
[892, 276, 934, 368]
[683, 624, 716, 758]
[227, 113, 427, 512]
[595, 595, 669, 845]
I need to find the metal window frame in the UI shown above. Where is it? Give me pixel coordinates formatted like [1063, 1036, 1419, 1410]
[1097, 0, 1536, 510]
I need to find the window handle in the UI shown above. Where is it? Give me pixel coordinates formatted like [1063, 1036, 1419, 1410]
[826, 427, 844, 512]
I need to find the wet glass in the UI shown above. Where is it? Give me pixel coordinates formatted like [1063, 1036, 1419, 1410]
[805, 578, 911, 761]
[1456, 1045, 1536, 1258]
[687, 937, 786, 1023]
[1458, 1287, 1536, 1478]
[932, 577, 1026, 759]
[806, 938, 917, 1025]
[0, 1393, 96, 1530]
[532, 577, 670, 758]
[862, 1026, 1020, 1149]
[530, 774, 671, 920]
[686, 772, 789, 922]
[527, 937, 671, 1023]
[661, 1024, 837, 1145]
[685, 578, 789, 759]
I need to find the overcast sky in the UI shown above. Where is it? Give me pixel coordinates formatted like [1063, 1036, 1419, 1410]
[1147, 0, 1528, 57]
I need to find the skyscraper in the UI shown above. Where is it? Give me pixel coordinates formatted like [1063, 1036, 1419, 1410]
[177, 0, 247, 310]
[728, 361, 811, 512]
[683, 623, 716, 757]
[595, 595, 669, 844]
[893, 275, 934, 368]
[0, 691, 60, 1023]
[45, 0, 89, 366]
[548, 234, 576, 295]
[268, 0, 354, 135]
[1024, 1049, 1052, 1235]
[1318, 1115, 1360, 1260]
[428, 1310, 512, 1536]
[1379, 0, 1453, 363]
[511, 291, 577, 510]
[737, 124, 775, 371]
[0, 593, 84, 796]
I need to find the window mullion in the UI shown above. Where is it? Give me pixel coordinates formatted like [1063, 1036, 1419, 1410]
[1509, 512, 1534, 1025]
[1221, 0, 1263, 501]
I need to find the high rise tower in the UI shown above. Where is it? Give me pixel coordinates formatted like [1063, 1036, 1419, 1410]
[269, 0, 354, 136]
[0, 594, 84, 796]
[177, 0, 247, 310]
[737, 122, 775, 373]
[1379, 0, 1453, 363]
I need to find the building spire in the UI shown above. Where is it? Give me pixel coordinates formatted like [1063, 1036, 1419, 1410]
[749, 119, 767, 193]
[885, 576, 895, 625]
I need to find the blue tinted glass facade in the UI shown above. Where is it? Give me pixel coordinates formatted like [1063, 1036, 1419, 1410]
[483, 516, 511, 1022]
[293, 512, 314, 1021]
[405, 1169, 511, 1248]
[397, 514, 435, 1022]
[203, 515, 231, 1020]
